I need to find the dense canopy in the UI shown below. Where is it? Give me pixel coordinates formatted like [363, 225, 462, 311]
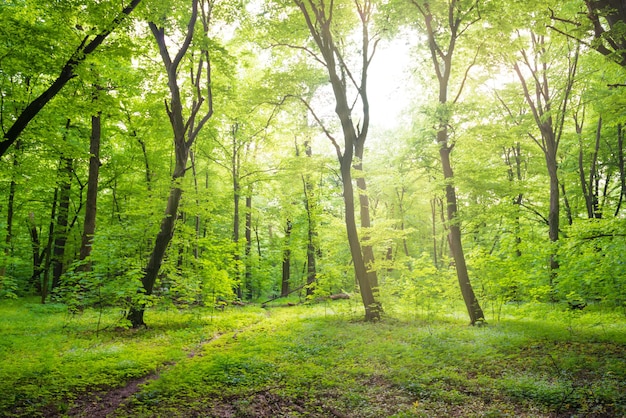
[1, 0, 626, 324]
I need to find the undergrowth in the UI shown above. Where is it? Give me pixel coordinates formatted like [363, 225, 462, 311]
[0, 298, 624, 417]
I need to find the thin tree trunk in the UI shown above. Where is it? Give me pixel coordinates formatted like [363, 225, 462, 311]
[440, 142, 485, 324]
[615, 124, 625, 216]
[341, 159, 380, 320]
[1, 140, 19, 281]
[27, 213, 44, 292]
[41, 190, 58, 303]
[78, 111, 101, 267]
[294, 0, 381, 321]
[245, 194, 253, 299]
[301, 141, 317, 297]
[430, 197, 439, 267]
[281, 220, 292, 297]
[51, 154, 73, 290]
[414, 0, 485, 324]
[355, 143, 379, 293]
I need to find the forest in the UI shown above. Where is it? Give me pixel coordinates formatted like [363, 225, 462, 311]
[1, 0, 626, 417]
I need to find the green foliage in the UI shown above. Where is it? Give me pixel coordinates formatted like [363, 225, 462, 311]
[558, 218, 626, 307]
[0, 299, 267, 417]
[1, 299, 626, 416]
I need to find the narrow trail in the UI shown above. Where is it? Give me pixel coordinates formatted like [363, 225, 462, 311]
[65, 310, 273, 417]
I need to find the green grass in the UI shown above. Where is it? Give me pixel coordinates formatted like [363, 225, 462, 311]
[1, 298, 625, 417]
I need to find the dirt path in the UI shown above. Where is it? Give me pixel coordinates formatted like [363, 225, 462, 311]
[63, 332, 228, 417]
[63, 315, 271, 418]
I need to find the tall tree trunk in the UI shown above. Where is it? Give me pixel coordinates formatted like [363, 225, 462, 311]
[190, 150, 201, 259]
[127, 0, 213, 327]
[440, 139, 485, 324]
[232, 129, 242, 300]
[302, 142, 318, 297]
[51, 154, 73, 290]
[41, 190, 59, 303]
[545, 140, 561, 285]
[513, 34, 578, 290]
[430, 197, 439, 267]
[354, 143, 379, 293]
[1, 140, 19, 281]
[341, 159, 380, 320]
[281, 220, 292, 297]
[78, 111, 101, 268]
[245, 193, 253, 299]
[27, 213, 44, 292]
[615, 124, 625, 216]
[294, 0, 381, 321]
[414, 0, 485, 324]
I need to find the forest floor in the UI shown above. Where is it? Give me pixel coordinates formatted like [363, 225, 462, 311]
[1, 297, 625, 418]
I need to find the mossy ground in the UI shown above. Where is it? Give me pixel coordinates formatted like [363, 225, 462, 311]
[1, 297, 625, 417]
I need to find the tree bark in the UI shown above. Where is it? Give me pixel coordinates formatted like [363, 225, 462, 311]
[615, 124, 625, 216]
[281, 220, 292, 297]
[1, 141, 19, 281]
[355, 143, 379, 293]
[244, 193, 253, 299]
[78, 112, 101, 267]
[302, 142, 317, 297]
[51, 154, 73, 290]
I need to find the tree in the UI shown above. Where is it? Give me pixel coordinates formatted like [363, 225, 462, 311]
[0, 0, 143, 158]
[78, 88, 103, 269]
[127, 0, 214, 328]
[511, 31, 579, 285]
[408, 0, 485, 324]
[286, 0, 383, 321]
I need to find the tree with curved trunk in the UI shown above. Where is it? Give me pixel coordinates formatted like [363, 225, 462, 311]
[292, 0, 381, 321]
[410, 0, 485, 324]
[0, 0, 143, 158]
[128, 0, 214, 328]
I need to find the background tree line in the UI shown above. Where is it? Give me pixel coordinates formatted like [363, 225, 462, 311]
[1, 0, 625, 325]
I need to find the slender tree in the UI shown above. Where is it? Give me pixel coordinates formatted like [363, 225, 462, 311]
[512, 32, 579, 285]
[410, 0, 485, 324]
[128, 0, 214, 327]
[78, 92, 102, 268]
[289, 0, 382, 320]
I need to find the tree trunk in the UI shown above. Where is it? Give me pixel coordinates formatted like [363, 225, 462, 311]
[127, 0, 213, 327]
[27, 213, 44, 292]
[354, 143, 379, 293]
[294, 0, 381, 320]
[615, 124, 625, 216]
[231, 124, 243, 300]
[545, 142, 560, 284]
[1, 141, 19, 281]
[128, 185, 184, 326]
[51, 155, 73, 290]
[245, 194, 253, 299]
[40, 190, 58, 303]
[78, 112, 101, 267]
[440, 143, 485, 324]
[281, 220, 292, 297]
[414, 0, 485, 324]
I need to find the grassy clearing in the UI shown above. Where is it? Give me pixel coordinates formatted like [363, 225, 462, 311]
[1, 298, 625, 417]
